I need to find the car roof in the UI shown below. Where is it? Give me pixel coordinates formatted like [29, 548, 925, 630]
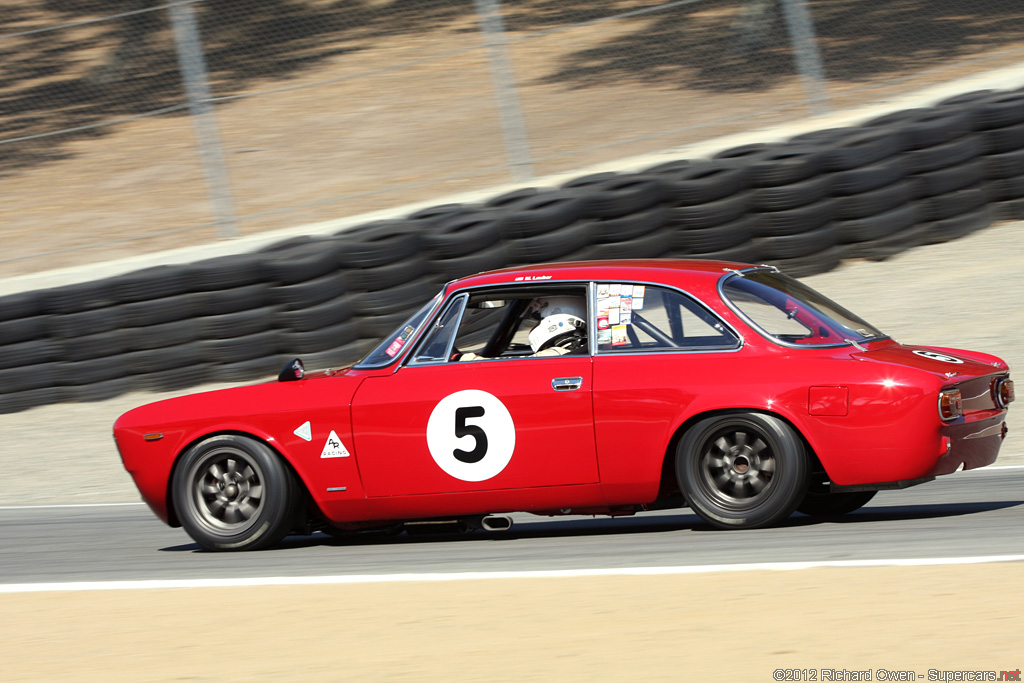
[449, 258, 755, 290]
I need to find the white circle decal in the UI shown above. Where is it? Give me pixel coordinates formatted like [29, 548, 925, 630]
[913, 350, 964, 364]
[426, 390, 516, 482]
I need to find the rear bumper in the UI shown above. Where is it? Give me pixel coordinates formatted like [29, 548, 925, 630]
[926, 412, 1008, 477]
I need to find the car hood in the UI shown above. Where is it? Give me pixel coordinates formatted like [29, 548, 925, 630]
[853, 341, 1009, 383]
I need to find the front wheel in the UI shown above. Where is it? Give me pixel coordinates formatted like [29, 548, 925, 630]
[676, 413, 808, 529]
[172, 434, 299, 551]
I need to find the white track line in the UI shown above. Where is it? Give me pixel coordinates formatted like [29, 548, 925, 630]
[3, 555, 1023, 594]
[0, 502, 144, 510]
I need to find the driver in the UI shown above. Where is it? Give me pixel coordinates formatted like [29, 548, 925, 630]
[526, 296, 587, 356]
[457, 295, 587, 361]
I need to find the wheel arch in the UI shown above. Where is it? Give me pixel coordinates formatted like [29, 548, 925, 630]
[656, 407, 820, 501]
[165, 428, 314, 529]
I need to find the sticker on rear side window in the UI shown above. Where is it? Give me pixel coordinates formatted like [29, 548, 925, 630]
[426, 390, 515, 482]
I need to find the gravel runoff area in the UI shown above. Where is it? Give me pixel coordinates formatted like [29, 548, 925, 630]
[0, 219, 1020, 507]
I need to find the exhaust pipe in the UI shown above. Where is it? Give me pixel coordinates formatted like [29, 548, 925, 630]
[480, 514, 513, 531]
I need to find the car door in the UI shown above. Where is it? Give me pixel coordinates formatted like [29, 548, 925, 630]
[350, 287, 599, 504]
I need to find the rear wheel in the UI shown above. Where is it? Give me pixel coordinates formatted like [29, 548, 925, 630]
[676, 413, 808, 529]
[173, 434, 299, 551]
[797, 490, 877, 517]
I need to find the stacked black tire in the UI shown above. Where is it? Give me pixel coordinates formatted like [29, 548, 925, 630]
[642, 159, 754, 263]
[936, 90, 1024, 224]
[2, 88, 1022, 414]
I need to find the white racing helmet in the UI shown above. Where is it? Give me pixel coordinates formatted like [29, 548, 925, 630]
[527, 297, 587, 353]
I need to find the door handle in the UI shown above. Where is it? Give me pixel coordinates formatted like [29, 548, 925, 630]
[552, 377, 583, 391]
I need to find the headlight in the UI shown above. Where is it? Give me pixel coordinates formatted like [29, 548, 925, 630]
[994, 378, 1015, 409]
[938, 389, 963, 422]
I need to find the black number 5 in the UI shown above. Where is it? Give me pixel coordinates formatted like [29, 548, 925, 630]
[453, 406, 488, 463]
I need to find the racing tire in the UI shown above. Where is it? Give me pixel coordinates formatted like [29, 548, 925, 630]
[900, 135, 982, 174]
[581, 205, 670, 243]
[676, 412, 808, 529]
[123, 319, 202, 352]
[830, 157, 908, 196]
[841, 221, 931, 262]
[750, 174, 833, 212]
[186, 254, 267, 291]
[834, 180, 914, 221]
[0, 315, 49, 345]
[796, 128, 905, 172]
[575, 227, 672, 260]
[797, 490, 877, 517]
[498, 191, 587, 239]
[578, 174, 668, 218]
[42, 280, 116, 314]
[111, 266, 192, 303]
[420, 212, 502, 259]
[47, 307, 123, 338]
[837, 201, 923, 244]
[981, 147, 1024, 179]
[911, 159, 984, 199]
[669, 193, 750, 231]
[671, 216, 754, 254]
[993, 197, 1024, 221]
[334, 228, 420, 269]
[172, 434, 300, 551]
[866, 108, 971, 149]
[920, 205, 993, 245]
[649, 161, 750, 207]
[0, 339, 60, 370]
[428, 242, 510, 281]
[406, 205, 472, 227]
[505, 221, 593, 264]
[765, 245, 844, 278]
[979, 122, 1024, 154]
[746, 146, 826, 187]
[753, 221, 839, 259]
[121, 293, 203, 327]
[0, 291, 44, 322]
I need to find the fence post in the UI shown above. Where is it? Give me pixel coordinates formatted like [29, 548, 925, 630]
[473, 0, 535, 182]
[169, 1, 238, 238]
[779, 0, 830, 116]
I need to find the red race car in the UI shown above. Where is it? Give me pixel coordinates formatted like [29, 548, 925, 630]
[114, 260, 1014, 551]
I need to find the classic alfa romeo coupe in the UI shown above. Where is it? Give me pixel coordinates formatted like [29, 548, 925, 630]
[114, 260, 1014, 550]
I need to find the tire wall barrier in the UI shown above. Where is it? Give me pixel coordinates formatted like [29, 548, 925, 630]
[1, 89, 1021, 413]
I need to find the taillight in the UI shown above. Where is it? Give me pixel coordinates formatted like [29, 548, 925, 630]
[938, 389, 963, 422]
[994, 378, 1015, 409]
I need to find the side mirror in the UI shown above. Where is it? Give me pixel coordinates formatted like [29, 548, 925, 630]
[278, 358, 305, 382]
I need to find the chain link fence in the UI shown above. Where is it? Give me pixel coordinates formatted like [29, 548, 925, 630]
[2, 0, 1024, 278]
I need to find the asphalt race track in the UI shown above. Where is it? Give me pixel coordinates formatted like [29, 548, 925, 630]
[2, 467, 1020, 587]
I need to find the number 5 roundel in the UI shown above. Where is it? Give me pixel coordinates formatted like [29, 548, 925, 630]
[426, 390, 516, 481]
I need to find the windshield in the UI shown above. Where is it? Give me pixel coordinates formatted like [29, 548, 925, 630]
[721, 269, 887, 348]
[354, 293, 442, 368]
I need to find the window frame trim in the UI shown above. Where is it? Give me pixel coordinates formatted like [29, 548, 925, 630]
[591, 279, 744, 356]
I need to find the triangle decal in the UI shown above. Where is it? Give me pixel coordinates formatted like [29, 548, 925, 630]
[293, 421, 312, 442]
[320, 430, 350, 459]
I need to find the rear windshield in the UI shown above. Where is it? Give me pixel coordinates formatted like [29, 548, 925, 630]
[721, 270, 887, 348]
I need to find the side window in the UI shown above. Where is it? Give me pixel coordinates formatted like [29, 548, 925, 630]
[452, 305, 510, 357]
[426, 288, 590, 362]
[412, 296, 466, 364]
[596, 283, 737, 353]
